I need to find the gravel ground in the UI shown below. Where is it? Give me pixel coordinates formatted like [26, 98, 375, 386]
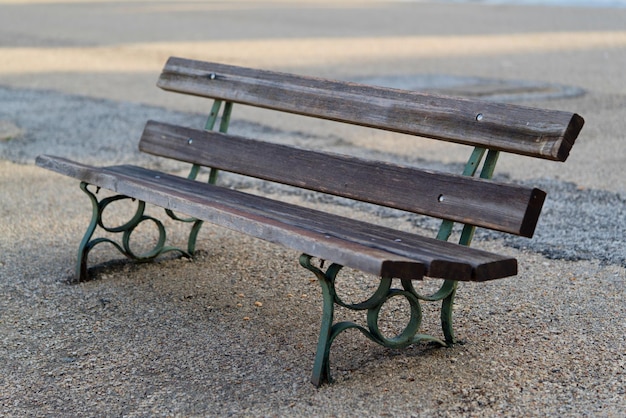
[1, 86, 625, 417]
[1, 1, 625, 416]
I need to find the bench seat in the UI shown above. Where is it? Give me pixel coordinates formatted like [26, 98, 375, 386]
[37, 154, 517, 282]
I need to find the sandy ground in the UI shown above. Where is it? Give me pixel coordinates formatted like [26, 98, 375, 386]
[1, 1, 625, 416]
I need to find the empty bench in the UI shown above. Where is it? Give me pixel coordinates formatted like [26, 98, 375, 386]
[36, 57, 584, 386]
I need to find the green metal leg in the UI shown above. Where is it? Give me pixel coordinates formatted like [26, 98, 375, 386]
[299, 255, 342, 386]
[75, 182, 193, 282]
[73, 100, 237, 282]
[76, 183, 101, 282]
[311, 280, 334, 387]
[440, 280, 458, 344]
[300, 254, 446, 387]
[186, 219, 204, 254]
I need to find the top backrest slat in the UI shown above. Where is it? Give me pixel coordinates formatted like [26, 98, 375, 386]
[140, 121, 546, 238]
[157, 57, 584, 162]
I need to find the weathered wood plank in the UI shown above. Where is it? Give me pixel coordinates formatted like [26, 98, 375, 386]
[140, 121, 546, 238]
[112, 164, 516, 281]
[157, 57, 584, 161]
[35, 155, 517, 281]
[36, 156, 423, 280]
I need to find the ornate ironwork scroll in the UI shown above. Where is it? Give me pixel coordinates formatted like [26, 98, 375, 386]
[300, 146, 501, 386]
[75, 182, 197, 282]
[73, 100, 234, 282]
[300, 254, 447, 387]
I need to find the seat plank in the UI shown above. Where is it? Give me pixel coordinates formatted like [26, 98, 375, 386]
[35, 155, 517, 281]
[140, 121, 546, 238]
[157, 57, 584, 161]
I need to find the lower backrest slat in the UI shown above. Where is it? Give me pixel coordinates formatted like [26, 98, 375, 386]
[140, 120, 546, 237]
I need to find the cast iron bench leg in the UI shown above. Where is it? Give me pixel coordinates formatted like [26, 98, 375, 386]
[300, 254, 447, 387]
[299, 254, 343, 387]
[74, 182, 194, 282]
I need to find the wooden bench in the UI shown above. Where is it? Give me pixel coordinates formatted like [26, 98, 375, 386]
[36, 57, 584, 387]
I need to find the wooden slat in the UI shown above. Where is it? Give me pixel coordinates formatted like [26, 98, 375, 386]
[35, 155, 518, 281]
[157, 57, 584, 161]
[140, 121, 546, 238]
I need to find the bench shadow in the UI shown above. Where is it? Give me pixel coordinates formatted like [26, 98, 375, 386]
[63, 252, 189, 284]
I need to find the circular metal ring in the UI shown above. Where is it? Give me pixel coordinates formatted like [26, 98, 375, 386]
[97, 195, 146, 233]
[366, 289, 422, 348]
[121, 215, 167, 260]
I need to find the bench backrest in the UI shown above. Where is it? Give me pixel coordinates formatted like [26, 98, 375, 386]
[149, 58, 585, 239]
[140, 121, 545, 238]
[157, 57, 584, 161]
